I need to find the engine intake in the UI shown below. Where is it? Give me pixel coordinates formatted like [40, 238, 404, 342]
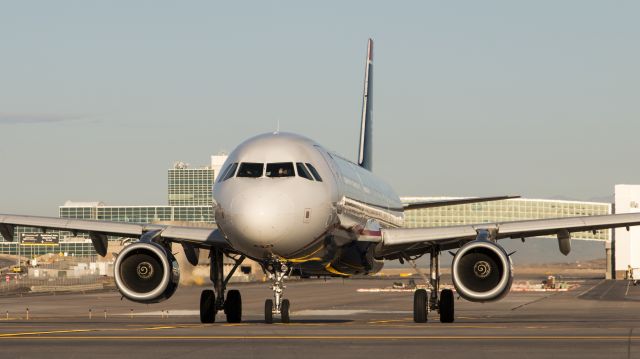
[451, 240, 512, 302]
[114, 241, 180, 303]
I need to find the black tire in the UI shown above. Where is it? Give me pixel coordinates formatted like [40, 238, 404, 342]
[439, 289, 455, 323]
[224, 289, 242, 323]
[265, 299, 274, 324]
[200, 289, 216, 324]
[281, 299, 290, 324]
[413, 289, 428, 323]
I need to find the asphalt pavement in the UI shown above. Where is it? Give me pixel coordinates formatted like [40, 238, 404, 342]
[1, 276, 640, 358]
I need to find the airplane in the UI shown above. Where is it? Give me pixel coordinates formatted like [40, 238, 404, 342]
[2, 39, 640, 324]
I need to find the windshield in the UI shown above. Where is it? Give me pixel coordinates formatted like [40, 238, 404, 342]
[221, 163, 238, 181]
[305, 163, 323, 182]
[237, 162, 263, 178]
[266, 163, 295, 178]
[296, 163, 313, 181]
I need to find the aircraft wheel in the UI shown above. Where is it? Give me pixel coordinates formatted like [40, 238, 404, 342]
[439, 289, 455, 323]
[224, 289, 242, 323]
[265, 299, 274, 324]
[413, 289, 428, 323]
[281, 299, 291, 323]
[200, 289, 216, 323]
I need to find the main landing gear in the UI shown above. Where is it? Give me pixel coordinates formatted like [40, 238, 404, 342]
[200, 249, 245, 324]
[264, 260, 292, 324]
[412, 247, 455, 323]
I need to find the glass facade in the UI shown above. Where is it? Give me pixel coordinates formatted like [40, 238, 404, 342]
[59, 205, 214, 224]
[168, 168, 215, 206]
[0, 235, 96, 257]
[0, 220, 100, 256]
[402, 197, 611, 241]
[0, 205, 216, 256]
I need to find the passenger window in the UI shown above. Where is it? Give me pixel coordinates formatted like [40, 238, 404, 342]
[296, 163, 313, 181]
[222, 163, 238, 181]
[237, 162, 263, 178]
[266, 162, 294, 178]
[305, 163, 323, 182]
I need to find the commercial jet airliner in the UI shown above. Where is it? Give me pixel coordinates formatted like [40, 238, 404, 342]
[2, 39, 640, 324]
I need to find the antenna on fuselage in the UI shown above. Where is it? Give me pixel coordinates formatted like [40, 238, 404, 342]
[358, 38, 373, 171]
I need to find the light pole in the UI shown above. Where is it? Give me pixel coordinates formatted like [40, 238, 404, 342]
[16, 232, 20, 270]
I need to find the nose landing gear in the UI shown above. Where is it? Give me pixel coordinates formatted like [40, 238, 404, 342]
[264, 261, 292, 324]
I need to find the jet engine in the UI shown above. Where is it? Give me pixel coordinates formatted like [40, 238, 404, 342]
[451, 240, 513, 302]
[114, 241, 180, 303]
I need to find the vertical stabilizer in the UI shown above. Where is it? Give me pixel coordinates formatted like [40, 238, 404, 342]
[358, 39, 374, 171]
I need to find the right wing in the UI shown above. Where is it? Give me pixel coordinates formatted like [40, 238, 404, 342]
[403, 195, 520, 210]
[377, 212, 640, 258]
[0, 214, 229, 256]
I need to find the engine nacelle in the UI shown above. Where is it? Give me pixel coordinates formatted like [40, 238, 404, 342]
[451, 240, 513, 302]
[114, 241, 180, 303]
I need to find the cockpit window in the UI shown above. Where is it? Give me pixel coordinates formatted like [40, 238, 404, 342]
[221, 162, 238, 181]
[217, 163, 231, 182]
[305, 163, 323, 182]
[266, 162, 294, 178]
[296, 162, 313, 181]
[237, 162, 263, 178]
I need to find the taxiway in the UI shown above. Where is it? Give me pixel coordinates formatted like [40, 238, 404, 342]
[1, 276, 640, 358]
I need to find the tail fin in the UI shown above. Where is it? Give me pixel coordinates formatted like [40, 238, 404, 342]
[358, 38, 374, 171]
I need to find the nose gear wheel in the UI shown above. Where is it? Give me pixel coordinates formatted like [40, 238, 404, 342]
[264, 299, 274, 324]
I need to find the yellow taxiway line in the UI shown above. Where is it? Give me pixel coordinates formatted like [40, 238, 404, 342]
[0, 329, 95, 337]
[0, 335, 638, 341]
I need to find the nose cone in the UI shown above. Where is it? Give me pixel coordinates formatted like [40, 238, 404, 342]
[226, 189, 296, 248]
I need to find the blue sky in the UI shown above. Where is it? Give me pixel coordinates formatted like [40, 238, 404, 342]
[0, 1, 639, 215]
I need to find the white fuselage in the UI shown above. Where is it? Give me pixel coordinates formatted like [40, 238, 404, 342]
[213, 132, 403, 275]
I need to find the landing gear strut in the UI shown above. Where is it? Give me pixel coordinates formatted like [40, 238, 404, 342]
[411, 247, 455, 323]
[264, 260, 291, 324]
[199, 249, 245, 324]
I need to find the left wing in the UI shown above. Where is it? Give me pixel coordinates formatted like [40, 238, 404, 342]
[0, 214, 229, 256]
[376, 212, 640, 258]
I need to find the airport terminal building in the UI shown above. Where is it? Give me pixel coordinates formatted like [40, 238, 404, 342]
[403, 197, 611, 241]
[1, 154, 638, 279]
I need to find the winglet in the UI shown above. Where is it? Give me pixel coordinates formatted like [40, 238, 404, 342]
[358, 38, 374, 171]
